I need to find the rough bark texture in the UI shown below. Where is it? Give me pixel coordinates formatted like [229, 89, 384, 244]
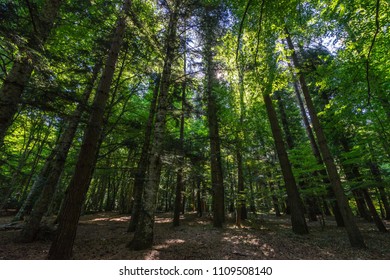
[128, 0, 180, 250]
[0, 0, 63, 144]
[15, 62, 100, 242]
[286, 28, 365, 248]
[204, 6, 225, 228]
[47, 1, 130, 259]
[127, 74, 160, 232]
[235, 70, 247, 227]
[173, 79, 186, 227]
[263, 92, 308, 235]
[291, 77, 344, 227]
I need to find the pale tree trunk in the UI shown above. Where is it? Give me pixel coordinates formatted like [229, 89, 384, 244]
[128, 0, 181, 250]
[14, 62, 100, 242]
[173, 28, 187, 226]
[285, 28, 365, 248]
[127, 74, 160, 232]
[0, 0, 63, 145]
[14, 62, 101, 222]
[173, 79, 186, 226]
[47, 0, 131, 259]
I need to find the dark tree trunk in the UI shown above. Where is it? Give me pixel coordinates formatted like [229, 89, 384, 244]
[286, 28, 365, 248]
[47, 1, 130, 259]
[290, 75, 344, 226]
[263, 92, 308, 234]
[203, 6, 225, 228]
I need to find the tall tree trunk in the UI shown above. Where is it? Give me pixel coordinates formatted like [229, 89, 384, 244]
[173, 80, 186, 226]
[47, 1, 130, 259]
[128, 0, 181, 250]
[290, 74, 344, 226]
[203, 6, 225, 228]
[0, 0, 63, 145]
[15, 61, 100, 243]
[127, 74, 160, 232]
[263, 91, 308, 234]
[13, 62, 101, 223]
[285, 28, 365, 248]
[261, 42, 308, 234]
[173, 29, 187, 226]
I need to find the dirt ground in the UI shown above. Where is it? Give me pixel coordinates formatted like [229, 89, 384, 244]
[0, 211, 389, 260]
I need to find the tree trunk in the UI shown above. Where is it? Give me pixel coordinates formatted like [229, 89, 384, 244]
[0, 0, 63, 145]
[14, 62, 101, 223]
[127, 74, 160, 232]
[128, 0, 181, 250]
[203, 6, 225, 228]
[285, 28, 365, 248]
[173, 32, 187, 226]
[263, 92, 308, 234]
[173, 81, 186, 226]
[291, 76, 344, 226]
[47, 1, 130, 259]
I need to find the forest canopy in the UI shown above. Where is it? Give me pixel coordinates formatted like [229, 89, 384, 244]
[0, 0, 389, 259]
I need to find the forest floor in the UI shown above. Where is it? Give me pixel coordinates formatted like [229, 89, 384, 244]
[0, 211, 389, 260]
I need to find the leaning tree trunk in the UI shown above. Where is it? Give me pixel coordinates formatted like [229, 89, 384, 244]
[15, 61, 100, 243]
[261, 42, 308, 234]
[285, 28, 365, 248]
[13, 62, 101, 224]
[127, 0, 181, 250]
[263, 88, 308, 234]
[290, 74, 344, 227]
[0, 0, 63, 145]
[47, 0, 130, 259]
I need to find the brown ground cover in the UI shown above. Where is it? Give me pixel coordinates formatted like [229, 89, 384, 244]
[0, 212, 389, 260]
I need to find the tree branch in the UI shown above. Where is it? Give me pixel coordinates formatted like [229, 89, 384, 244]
[235, 0, 252, 67]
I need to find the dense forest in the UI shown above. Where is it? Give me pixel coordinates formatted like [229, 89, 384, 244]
[0, 0, 389, 260]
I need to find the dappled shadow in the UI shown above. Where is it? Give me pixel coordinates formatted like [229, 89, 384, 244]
[0, 211, 389, 259]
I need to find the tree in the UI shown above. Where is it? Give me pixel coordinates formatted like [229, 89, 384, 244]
[285, 28, 366, 248]
[0, 0, 63, 145]
[48, 0, 131, 259]
[201, 2, 226, 228]
[128, 0, 182, 250]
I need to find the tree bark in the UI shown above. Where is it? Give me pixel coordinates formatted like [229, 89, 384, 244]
[290, 75, 344, 226]
[14, 62, 101, 224]
[285, 28, 365, 248]
[203, 5, 225, 228]
[47, 1, 130, 259]
[263, 92, 308, 234]
[127, 74, 160, 232]
[173, 80, 186, 226]
[128, 0, 181, 250]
